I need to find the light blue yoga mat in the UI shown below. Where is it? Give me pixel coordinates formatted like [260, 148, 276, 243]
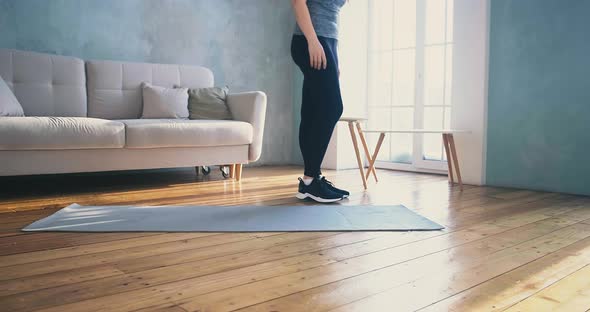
[23, 204, 444, 232]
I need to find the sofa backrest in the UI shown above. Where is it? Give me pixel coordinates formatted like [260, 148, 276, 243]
[0, 49, 87, 117]
[86, 60, 214, 119]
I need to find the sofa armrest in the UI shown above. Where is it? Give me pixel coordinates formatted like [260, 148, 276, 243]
[227, 91, 267, 162]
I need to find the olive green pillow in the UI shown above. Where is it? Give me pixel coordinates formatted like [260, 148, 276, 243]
[187, 86, 233, 120]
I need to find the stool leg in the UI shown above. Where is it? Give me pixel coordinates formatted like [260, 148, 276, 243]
[442, 134, 454, 184]
[348, 121, 368, 190]
[448, 134, 463, 191]
[366, 133, 385, 181]
[356, 122, 378, 182]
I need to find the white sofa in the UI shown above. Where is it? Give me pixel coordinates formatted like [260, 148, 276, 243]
[0, 49, 267, 177]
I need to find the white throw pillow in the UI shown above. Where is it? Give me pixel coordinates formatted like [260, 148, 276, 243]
[0, 75, 25, 116]
[141, 82, 189, 119]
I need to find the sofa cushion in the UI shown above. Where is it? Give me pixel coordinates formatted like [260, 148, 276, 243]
[121, 119, 253, 149]
[141, 83, 189, 119]
[187, 86, 233, 120]
[86, 60, 214, 120]
[0, 49, 87, 117]
[0, 117, 125, 150]
[0, 75, 24, 116]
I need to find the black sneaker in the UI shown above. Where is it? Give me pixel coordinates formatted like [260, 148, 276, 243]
[319, 176, 350, 198]
[296, 178, 344, 203]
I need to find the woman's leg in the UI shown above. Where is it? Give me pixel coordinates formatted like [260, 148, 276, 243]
[298, 76, 311, 176]
[293, 36, 344, 178]
[291, 35, 346, 202]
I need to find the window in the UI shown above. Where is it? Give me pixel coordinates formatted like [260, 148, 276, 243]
[367, 0, 454, 172]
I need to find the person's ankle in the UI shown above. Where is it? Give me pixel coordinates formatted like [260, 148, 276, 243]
[302, 175, 314, 186]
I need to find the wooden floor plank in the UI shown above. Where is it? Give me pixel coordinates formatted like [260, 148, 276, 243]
[4, 193, 571, 311]
[1, 231, 384, 299]
[0, 232, 285, 281]
[0, 232, 162, 256]
[133, 305, 188, 312]
[503, 264, 590, 312]
[418, 236, 590, 312]
[328, 221, 590, 312]
[2, 232, 384, 311]
[0, 166, 588, 312]
[0, 167, 412, 212]
[234, 207, 590, 312]
[31, 198, 584, 312]
[0, 232, 220, 268]
[178, 212, 590, 312]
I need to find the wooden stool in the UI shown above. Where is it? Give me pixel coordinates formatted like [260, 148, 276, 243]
[341, 117, 469, 191]
[340, 117, 377, 190]
[363, 129, 470, 191]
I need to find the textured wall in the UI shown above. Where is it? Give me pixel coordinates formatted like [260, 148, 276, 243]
[0, 1, 15, 48]
[0, 0, 296, 165]
[487, 0, 590, 195]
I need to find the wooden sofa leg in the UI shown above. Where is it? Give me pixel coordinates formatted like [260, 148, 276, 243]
[229, 164, 236, 179]
[235, 164, 243, 181]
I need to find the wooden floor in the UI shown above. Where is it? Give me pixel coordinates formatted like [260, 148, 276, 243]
[1, 166, 589, 312]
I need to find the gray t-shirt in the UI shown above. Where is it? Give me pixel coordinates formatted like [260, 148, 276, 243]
[294, 0, 347, 39]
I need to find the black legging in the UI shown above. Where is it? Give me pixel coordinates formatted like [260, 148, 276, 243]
[291, 35, 344, 178]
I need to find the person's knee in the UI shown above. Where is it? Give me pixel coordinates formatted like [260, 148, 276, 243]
[330, 101, 344, 123]
[336, 102, 343, 118]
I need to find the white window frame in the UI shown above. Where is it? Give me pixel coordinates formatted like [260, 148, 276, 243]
[366, 0, 454, 174]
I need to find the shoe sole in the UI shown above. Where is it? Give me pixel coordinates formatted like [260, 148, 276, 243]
[326, 188, 349, 199]
[296, 192, 343, 203]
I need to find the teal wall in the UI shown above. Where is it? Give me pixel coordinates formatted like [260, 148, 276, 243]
[487, 0, 590, 195]
[0, 1, 14, 48]
[0, 0, 296, 165]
